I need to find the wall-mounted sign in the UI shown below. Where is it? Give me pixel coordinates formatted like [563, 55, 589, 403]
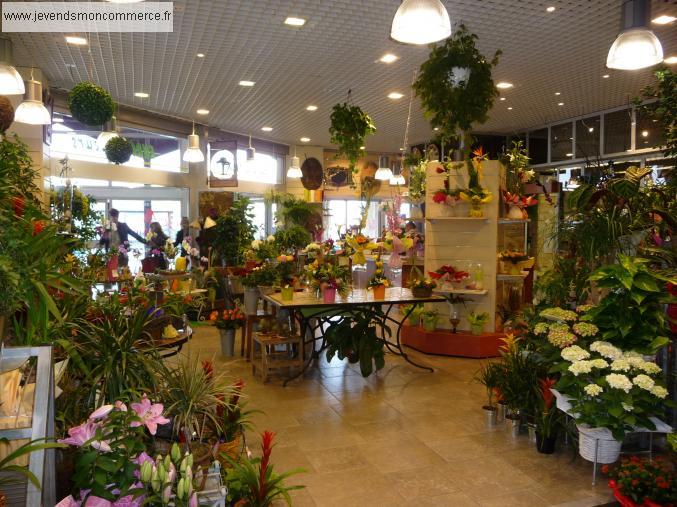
[209, 141, 238, 187]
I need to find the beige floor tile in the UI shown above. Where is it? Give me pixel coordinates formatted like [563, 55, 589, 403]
[303, 445, 369, 473]
[360, 437, 447, 474]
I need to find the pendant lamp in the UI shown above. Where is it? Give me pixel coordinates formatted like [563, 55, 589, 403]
[375, 155, 393, 181]
[389, 160, 406, 186]
[15, 74, 50, 125]
[0, 37, 25, 95]
[287, 147, 302, 178]
[390, 0, 451, 45]
[183, 123, 204, 163]
[607, 0, 663, 70]
[246, 134, 256, 161]
[97, 116, 119, 148]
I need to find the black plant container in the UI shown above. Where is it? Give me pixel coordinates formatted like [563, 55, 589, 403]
[536, 431, 557, 454]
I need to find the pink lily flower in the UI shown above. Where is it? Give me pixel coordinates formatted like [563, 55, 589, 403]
[56, 496, 80, 507]
[89, 405, 114, 420]
[115, 400, 128, 412]
[130, 394, 170, 435]
[58, 421, 112, 452]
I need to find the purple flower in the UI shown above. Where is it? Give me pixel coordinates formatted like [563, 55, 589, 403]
[59, 421, 112, 452]
[188, 492, 198, 507]
[130, 394, 170, 435]
[88, 405, 114, 420]
[83, 496, 112, 507]
[56, 496, 80, 507]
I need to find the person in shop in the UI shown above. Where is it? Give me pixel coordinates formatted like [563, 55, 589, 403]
[148, 222, 170, 270]
[174, 216, 192, 256]
[99, 208, 146, 267]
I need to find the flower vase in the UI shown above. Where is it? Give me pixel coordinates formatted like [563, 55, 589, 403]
[243, 287, 259, 315]
[323, 287, 337, 304]
[507, 204, 524, 220]
[219, 328, 236, 357]
[372, 284, 386, 300]
[352, 263, 368, 290]
[469, 200, 484, 217]
[440, 204, 456, 217]
[280, 286, 294, 301]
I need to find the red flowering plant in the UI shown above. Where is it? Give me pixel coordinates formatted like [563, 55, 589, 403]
[219, 379, 261, 443]
[210, 307, 246, 330]
[603, 456, 675, 507]
[536, 378, 561, 439]
[428, 265, 470, 286]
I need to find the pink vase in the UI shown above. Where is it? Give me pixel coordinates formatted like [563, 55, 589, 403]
[323, 287, 337, 303]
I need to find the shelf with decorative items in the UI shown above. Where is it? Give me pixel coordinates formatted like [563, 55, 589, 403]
[496, 271, 529, 282]
[433, 288, 489, 296]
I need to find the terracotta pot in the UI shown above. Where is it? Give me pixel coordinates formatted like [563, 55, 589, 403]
[215, 433, 242, 468]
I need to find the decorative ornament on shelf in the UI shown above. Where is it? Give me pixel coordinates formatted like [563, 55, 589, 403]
[104, 135, 133, 164]
[606, 0, 663, 70]
[67, 81, 115, 126]
[300, 157, 323, 190]
[390, 0, 451, 45]
[413, 25, 501, 143]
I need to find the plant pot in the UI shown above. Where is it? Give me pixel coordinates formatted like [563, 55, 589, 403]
[536, 431, 557, 454]
[496, 402, 506, 422]
[440, 204, 456, 216]
[470, 323, 484, 336]
[258, 285, 274, 296]
[483, 406, 497, 427]
[422, 315, 438, 332]
[228, 276, 244, 294]
[0, 315, 4, 342]
[577, 424, 622, 464]
[219, 328, 236, 357]
[323, 287, 337, 304]
[215, 432, 242, 468]
[412, 286, 432, 298]
[527, 423, 537, 443]
[243, 287, 259, 315]
[469, 200, 484, 217]
[506, 411, 521, 437]
[508, 263, 521, 275]
[506, 204, 525, 220]
[280, 286, 294, 301]
[372, 284, 386, 300]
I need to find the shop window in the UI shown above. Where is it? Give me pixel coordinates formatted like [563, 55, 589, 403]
[235, 150, 281, 184]
[635, 109, 663, 151]
[249, 199, 267, 238]
[575, 116, 600, 160]
[326, 200, 379, 240]
[604, 109, 632, 154]
[551, 123, 573, 162]
[528, 129, 548, 164]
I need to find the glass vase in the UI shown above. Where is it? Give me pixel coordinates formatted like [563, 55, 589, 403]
[352, 263, 368, 290]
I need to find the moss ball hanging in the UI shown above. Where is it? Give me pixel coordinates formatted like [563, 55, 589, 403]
[67, 82, 115, 126]
[105, 136, 133, 165]
[0, 96, 15, 133]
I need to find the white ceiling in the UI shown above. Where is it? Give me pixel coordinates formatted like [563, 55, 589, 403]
[9, 0, 677, 152]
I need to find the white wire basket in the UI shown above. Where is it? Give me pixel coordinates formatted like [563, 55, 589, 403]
[577, 424, 622, 464]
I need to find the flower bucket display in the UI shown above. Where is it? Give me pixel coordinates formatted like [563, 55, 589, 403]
[323, 287, 337, 303]
[577, 424, 622, 464]
[219, 328, 236, 357]
[243, 286, 259, 315]
[280, 286, 294, 301]
[372, 284, 386, 300]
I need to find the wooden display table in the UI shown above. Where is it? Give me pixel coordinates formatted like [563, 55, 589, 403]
[401, 325, 504, 358]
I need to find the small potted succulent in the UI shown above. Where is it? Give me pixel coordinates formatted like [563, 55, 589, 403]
[410, 277, 437, 298]
[467, 311, 489, 335]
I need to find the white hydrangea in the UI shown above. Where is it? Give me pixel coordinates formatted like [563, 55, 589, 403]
[266, 235, 275, 242]
[561, 345, 590, 362]
[622, 402, 634, 412]
[632, 374, 655, 391]
[584, 384, 603, 397]
[610, 359, 631, 372]
[569, 360, 594, 376]
[638, 362, 661, 375]
[606, 373, 633, 393]
[590, 359, 609, 369]
[251, 239, 262, 250]
[625, 356, 645, 368]
[590, 341, 622, 360]
[650, 386, 668, 399]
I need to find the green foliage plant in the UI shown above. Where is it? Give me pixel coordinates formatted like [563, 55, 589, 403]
[274, 225, 312, 252]
[67, 82, 115, 126]
[105, 136, 134, 165]
[329, 101, 376, 176]
[474, 362, 501, 408]
[214, 197, 257, 266]
[0, 438, 66, 492]
[324, 310, 386, 377]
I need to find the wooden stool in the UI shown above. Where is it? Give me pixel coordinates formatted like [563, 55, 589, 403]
[252, 333, 303, 383]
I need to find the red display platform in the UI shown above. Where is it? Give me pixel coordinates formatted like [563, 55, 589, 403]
[401, 325, 504, 358]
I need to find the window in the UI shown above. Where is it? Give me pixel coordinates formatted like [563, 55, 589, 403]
[249, 199, 267, 238]
[236, 150, 282, 184]
[604, 109, 632, 154]
[325, 200, 380, 240]
[575, 116, 600, 159]
[551, 123, 573, 162]
[528, 129, 548, 164]
[635, 109, 663, 151]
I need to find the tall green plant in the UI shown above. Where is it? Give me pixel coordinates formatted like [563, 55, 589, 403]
[214, 197, 257, 266]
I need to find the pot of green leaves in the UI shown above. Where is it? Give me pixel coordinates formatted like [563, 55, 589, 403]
[410, 277, 437, 298]
[467, 311, 489, 335]
[329, 99, 376, 180]
[421, 309, 440, 332]
[210, 307, 246, 357]
[474, 362, 501, 427]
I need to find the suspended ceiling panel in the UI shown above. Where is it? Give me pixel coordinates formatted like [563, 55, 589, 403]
[9, 0, 677, 152]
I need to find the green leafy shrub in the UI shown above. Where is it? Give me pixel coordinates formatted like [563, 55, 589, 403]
[67, 81, 115, 126]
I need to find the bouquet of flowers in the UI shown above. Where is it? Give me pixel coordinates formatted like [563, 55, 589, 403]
[345, 234, 378, 265]
[603, 456, 675, 507]
[248, 236, 279, 263]
[306, 261, 350, 296]
[428, 265, 469, 286]
[367, 258, 390, 289]
[164, 237, 177, 260]
[432, 160, 462, 208]
[458, 148, 493, 216]
[275, 254, 296, 286]
[210, 307, 246, 330]
[502, 191, 537, 216]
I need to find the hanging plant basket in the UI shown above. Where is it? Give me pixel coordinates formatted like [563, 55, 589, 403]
[0, 96, 15, 132]
[413, 25, 501, 141]
[67, 82, 115, 126]
[105, 136, 133, 164]
[329, 98, 376, 177]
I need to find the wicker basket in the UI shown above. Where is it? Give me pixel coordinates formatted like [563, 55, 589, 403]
[577, 424, 622, 464]
[214, 433, 243, 468]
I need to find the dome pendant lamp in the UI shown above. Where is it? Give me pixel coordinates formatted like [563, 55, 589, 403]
[0, 37, 25, 95]
[15, 71, 50, 125]
[390, 0, 451, 45]
[183, 123, 204, 163]
[606, 0, 663, 70]
[287, 146, 302, 179]
[375, 155, 393, 181]
[389, 161, 406, 186]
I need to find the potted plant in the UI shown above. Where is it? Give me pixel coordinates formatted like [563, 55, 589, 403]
[306, 261, 350, 303]
[400, 303, 423, 326]
[328, 100, 376, 179]
[324, 309, 386, 377]
[428, 264, 469, 289]
[458, 148, 493, 217]
[535, 378, 560, 454]
[67, 81, 115, 126]
[248, 263, 278, 296]
[104, 136, 133, 165]
[467, 311, 489, 335]
[410, 277, 437, 298]
[367, 257, 389, 300]
[210, 307, 246, 356]
[602, 456, 675, 507]
[275, 254, 296, 301]
[474, 362, 500, 427]
[214, 198, 257, 266]
[421, 309, 440, 332]
[241, 268, 261, 315]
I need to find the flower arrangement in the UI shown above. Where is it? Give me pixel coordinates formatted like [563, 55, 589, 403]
[503, 140, 535, 196]
[242, 264, 278, 288]
[210, 307, 246, 330]
[603, 456, 675, 507]
[164, 237, 177, 260]
[554, 341, 669, 440]
[367, 258, 390, 289]
[502, 191, 537, 219]
[428, 265, 469, 286]
[408, 159, 427, 206]
[410, 278, 437, 290]
[345, 233, 378, 265]
[458, 147, 493, 217]
[248, 236, 279, 263]
[275, 254, 296, 286]
[305, 261, 351, 296]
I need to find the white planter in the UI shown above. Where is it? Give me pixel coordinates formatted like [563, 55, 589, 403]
[243, 287, 259, 315]
[507, 204, 524, 220]
[577, 424, 622, 464]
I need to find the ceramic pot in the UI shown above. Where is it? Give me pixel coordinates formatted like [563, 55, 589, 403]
[219, 328, 236, 357]
[280, 286, 294, 301]
[372, 284, 386, 300]
[243, 287, 259, 315]
[507, 204, 524, 220]
[323, 287, 337, 304]
[577, 424, 622, 464]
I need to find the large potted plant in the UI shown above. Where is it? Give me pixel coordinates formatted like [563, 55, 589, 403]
[474, 362, 501, 427]
[329, 100, 376, 180]
[324, 310, 386, 377]
[214, 197, 257, 266]
[210, 307, 246, 356]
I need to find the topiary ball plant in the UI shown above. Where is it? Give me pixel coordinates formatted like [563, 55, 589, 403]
[67, 82, 115, 126]
[0, 96, 15, 133]
[105, 136, 133, 165]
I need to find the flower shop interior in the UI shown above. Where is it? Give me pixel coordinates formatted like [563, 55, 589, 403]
[0, 0, 676, 506]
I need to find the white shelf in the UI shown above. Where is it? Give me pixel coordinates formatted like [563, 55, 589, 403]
[498, 218, 531, 224]
[425, 217, 488, 223]
[496, 272, 529, 282]
[433, 288, 489, 296]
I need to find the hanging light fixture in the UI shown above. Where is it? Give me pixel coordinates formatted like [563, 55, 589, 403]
[375, 155, 393, 180]
[390, 0, 451, 45]
[15, 72, 50, 125]
[246, 134, 256, 161]
[287, 146, 302, 178]
[97, 116, 119, 148]
[0, 37, 25, 95]
[389, 160, 406, 186]
[607, 0, 663, 70]
[183, 123, 204, 163]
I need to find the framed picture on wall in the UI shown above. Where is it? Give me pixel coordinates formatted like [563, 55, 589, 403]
[209, 140, 238, 187]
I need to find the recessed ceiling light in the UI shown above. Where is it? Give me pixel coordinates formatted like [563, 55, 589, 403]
[555, 92, 561, 96]
[300, 137, 310, 142]
[196, 53, 205, 58]
[360, 146, 365, 150]
[641, 130, 649, 137]
[433, 127, 439, 131]
[65, 36, 87, 45]
[507, 107, 513, 110]
[196, 109, 210, 115]
[306, 105, 318, 111]
[261, 126, 273, 132]
[379, 53, 399, 63]
[134, 92, 149, 98]
[603, 74, 610, 78]
[664, 56, 677, 64]
[588, 127, 594, 133]
[546, 6, 556, 12]
[284, 16, 306, 26]
[566, 153, 573, 157]
[652, 15, 676, 25]
[558, 102, 564, 106]
[496, 82, 513, 89]
[388, 92, 404, 99]
[239, 80, 255, 87]
[53, 117, 64, 123]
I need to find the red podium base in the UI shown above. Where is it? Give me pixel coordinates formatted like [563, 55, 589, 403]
[401, 325, 503, 358]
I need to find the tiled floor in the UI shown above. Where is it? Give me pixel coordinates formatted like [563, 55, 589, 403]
[184, 326, 614, 507]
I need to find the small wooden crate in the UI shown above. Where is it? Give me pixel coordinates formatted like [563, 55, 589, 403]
[252, 333, 303, 383]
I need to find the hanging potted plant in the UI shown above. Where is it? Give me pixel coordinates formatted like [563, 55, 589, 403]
[105, 136, 134, 165]
[329, 97, 376, 180]
[67, 81, 115, 126]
